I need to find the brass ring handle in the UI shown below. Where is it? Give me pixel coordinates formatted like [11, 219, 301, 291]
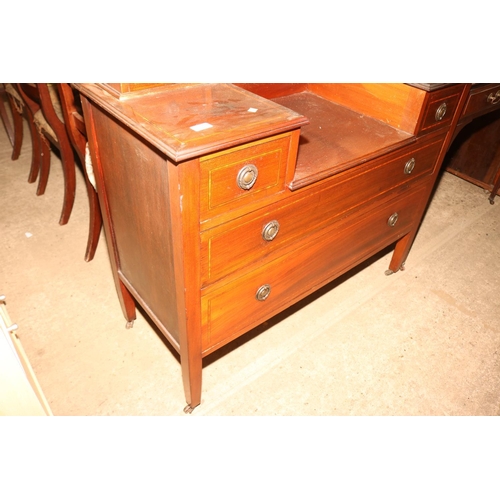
[256, 284, 271, 301]
[262, 220, 280, 241]
[237, 164, 258, 190]
[404, 158, 416, 175]
[435, 102, 447, 121]
[487, 90, 500, 105]
[387, 212, 399, 227]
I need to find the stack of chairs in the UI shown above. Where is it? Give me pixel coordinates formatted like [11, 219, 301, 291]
[0, 83, 101, 261]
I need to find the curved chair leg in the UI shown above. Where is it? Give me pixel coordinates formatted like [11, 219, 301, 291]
[36, 135, 51, 196]
[8, 95, 23, 161]
[84, 179, 102, 262]
[26, 109, 41, 184]
[2, 93, 23, 160]
[57, 135, 76, 226]
[0, 86, 14, 144]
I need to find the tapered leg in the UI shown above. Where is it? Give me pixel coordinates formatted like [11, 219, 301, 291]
[386, 231, 415, 275]
[181, 351, 202, 414]
[80, 96, 137, 325]
[488, 162, 500, 205]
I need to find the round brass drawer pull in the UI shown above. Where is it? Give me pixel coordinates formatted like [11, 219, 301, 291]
[435, 102, 447, 121]
[387, 212, 399, 227]
[262, 220, 280, 241]
[256, 284, 271, 301]
[237, 164, 258, 190]
[404, 158, 416, 175]
[487, 90, 500, 105]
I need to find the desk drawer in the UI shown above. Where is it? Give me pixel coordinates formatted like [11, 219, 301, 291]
[461, 84, 500, 119]
[199, 133, 292, 222]
[418, 85, 462, 134]
[201, 184, 427, 353]
[201, 133, 443, 286]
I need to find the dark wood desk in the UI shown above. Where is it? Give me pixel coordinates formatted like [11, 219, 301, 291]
[76, 83, 471, 412]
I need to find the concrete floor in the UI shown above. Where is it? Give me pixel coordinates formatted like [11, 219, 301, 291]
[1, 121, 500, 416]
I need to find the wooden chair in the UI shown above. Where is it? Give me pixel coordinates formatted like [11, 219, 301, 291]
[57, 83, 102, 261]
[15, 83, 76, 226]
[0, 83, 22, 160]
[0, 83, 41, 184]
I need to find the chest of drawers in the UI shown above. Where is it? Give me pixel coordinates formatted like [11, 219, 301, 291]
[76, 83, 470, 412]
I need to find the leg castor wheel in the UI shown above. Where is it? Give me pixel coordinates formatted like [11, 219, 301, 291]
[489, 198, 495, 205]
[385, 262, 405, 276]
[125, 320, 134, 329]
[183, 405, 194, 414]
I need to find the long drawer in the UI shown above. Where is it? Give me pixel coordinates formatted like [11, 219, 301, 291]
[201, 183, 428, 353]
[201, 132, 444, 286]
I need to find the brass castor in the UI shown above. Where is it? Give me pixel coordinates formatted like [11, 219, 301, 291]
[183, 405, 195, 414]
[385, 263, 405, 276]
[125, 320, 134, 329]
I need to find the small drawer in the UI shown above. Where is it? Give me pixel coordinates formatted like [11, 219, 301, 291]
[199, 133, 292, 221]
[418, 85, 463, 134]
[461, 84, 500, 119]
[201, 184, 427, 353]
[200, 133, 444, 286]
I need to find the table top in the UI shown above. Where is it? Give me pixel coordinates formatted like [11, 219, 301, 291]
[75, 83, 309, 162]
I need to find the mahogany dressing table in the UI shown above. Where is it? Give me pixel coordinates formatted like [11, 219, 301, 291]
[75, 83, 471, 412]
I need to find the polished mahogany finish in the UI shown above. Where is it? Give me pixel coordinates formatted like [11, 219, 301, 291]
[444, 84, 500, 204]
[0, 83, 41, 183]
[76, 83, 471, 412]
[16, 84, 76, 225]
[57, 84, 102, 261]
[0, 83, 23, 160]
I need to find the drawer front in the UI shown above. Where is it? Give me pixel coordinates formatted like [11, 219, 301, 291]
[199, 133, 292, 222]
[201, 184, 427, 352]
[418, 85, 463, 134]
[461, 84, 500, 119]
[201, 134, 443, 286]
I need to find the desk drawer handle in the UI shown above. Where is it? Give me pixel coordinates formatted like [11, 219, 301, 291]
[262, 220, 280, 241]
[404, 158, 416, 175]
[387, 212, 399, 227]
[256, 284, 271, 301]
[487, 90, 500, 105]
[237, 164, 258, 190]
[435, 102, 447, 121]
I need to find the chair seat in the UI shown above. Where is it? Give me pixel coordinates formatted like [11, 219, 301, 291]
[4, 84, 23, 113]
[33, 109, 57, 142]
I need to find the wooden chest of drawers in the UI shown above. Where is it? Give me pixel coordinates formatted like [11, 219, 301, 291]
[76, 82, 470, 412]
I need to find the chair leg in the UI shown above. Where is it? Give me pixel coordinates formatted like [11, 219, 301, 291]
[26, 110, 41, 184]
[57, 136, 76, 226]
[0, 85, 14, 145]
[36, 135, 51, 196]
[8, 95, 23, 161]
[84, 179, 102, 262]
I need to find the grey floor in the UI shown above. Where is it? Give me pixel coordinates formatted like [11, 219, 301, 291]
[1, 122, 500, 416]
